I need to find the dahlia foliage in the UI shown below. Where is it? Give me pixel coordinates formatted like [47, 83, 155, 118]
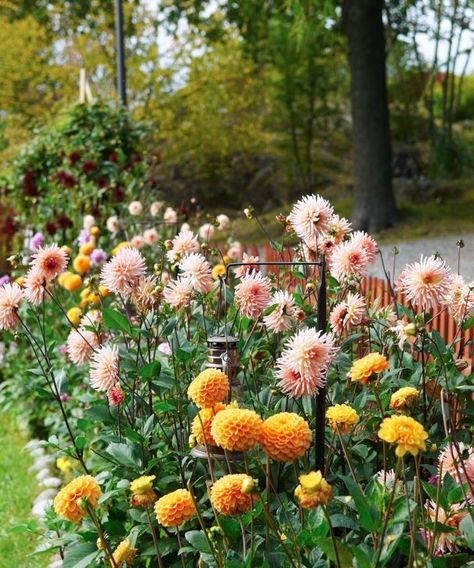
[0, 193, 473, 567]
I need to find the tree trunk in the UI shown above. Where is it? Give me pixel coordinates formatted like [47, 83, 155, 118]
[342, 0, 397, 231]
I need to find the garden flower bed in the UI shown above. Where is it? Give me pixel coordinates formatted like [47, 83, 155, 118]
[0, 190, 473, 568]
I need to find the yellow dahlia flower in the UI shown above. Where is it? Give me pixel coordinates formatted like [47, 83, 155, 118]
[53, 475, 101, 522]
[211, 407, 262, 452]
[56, 456, 75, 475]
[295, 471, 332, 509]
[66, 307, 82, 326]
[111, 539, 137, 567]
[261, 412, 311, 462]
[210, 474, 257, 515]
[79, 241, 95, 256]
[390, 387, 419, 410]
[154, 489, 195, 527]
[212, 264, 226, 280]
[58, 271, 73, 287]
[130, 475, 155, 495]
[349, 352, 389, 383]
[326, 404, 359, 434]
[63, 273, 83, 292]
[188, 369, 230, 408]
[191, 402, 227, 446]
[73, 254, 91, 274]
[378, 415, 428, 457]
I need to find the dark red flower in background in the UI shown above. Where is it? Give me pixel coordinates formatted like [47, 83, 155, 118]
[46, 221, 57, 235]
[69, 151, 82, 165]
[3, 216, 18, 236]
[54, 171, 77, 188]
[56, 214, 73, 229]
[108, 151, 119, 162]
[23, 171, 39, 196]
[81, 160, 97, 174]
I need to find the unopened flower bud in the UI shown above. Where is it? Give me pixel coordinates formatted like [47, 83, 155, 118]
[164, 239, 173, 250]
[404, 323, 417, 337]
[241, 475, 256, 495]
[243, 207, 253, 219]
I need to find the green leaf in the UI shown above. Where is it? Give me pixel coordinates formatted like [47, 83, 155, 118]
[105, 442, 142, 469]
[139, 360, 161, 379]
[313, 537, 353, 567]
[349, 545, 373, 568]
[63, 543, 99, 568]
[460, 514, 474, 550]
[184, 530, 211, 553]
[342, 476, 378, 532]
[102, 307, 132, 335]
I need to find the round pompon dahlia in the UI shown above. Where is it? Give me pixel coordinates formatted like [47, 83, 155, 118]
[89, 344, 119, 391]
[154, 489, 196, 527]
[275, 328, 337, 397]
[396, 255, 451, 309]
[288, 194, 334, 245]
[30, 243, 68, 280]
[389, 387, 419, 410]
[0, 282, 24, 331]
[111, 539, 137, 567]
[261, 412, 311, 462]
[326, 404, 359, 434]
[210, 474, 257, 515]
[53, 475, 101, 522]
[211, 408, 263, 452]
[378, 415, 428, 458]
[234, 271, 272, 319]
[348, 352, 388, 384]
[294, 471, 332, 510]
[100, 246, 146, 299]
[191, 402, 227, 446]
[188, 369, 230, 408]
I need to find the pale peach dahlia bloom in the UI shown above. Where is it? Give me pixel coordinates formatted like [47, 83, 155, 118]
[90, 344, 119, 391]
[263, 290, 296, 332]
[288, 194, 334, 246]
[100, 247, 146, 299]
[166, 230, 200, 264]
[330, 239, 369, 282]
[23, 269, 47, 306]
[329, 292, 366, 335]
[234, 271, 272, 319]
[438, 442, 474, 500]
[0, 282, 24, 331]
[325, 214, 352, 244]
[163, 277, 193, 309]
[235, 253, 260, 279]
[444, 275, 474, 322]
[421, 501, 468, 556]
[67, 329, 99, 365]
[30, 244, 68, 281]
[276, 328, 337, 397]
[397, 255, 451, 309]
[350, 231, 378, 263]
[178, 253, 213, 294]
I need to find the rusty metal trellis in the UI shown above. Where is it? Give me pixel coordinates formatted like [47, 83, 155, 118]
[219, 258, 328, 472]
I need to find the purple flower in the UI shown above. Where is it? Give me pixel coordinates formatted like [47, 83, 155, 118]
[77, 228, 91, 246]
[30, 232, 45, 252]
[0, 275, 10, 287]
[58, 344, 68, 354]
[90, 248, 107, 267]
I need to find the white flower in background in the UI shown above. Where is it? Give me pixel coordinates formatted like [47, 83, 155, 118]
[181, 222, 191, 232]
[178, 253, 213, 294]
[106, 216, 119, 233]
[166, 230, 200, 264]
[199, 223, 215, 241]
[83, 215, 95, 230]
[128, 201, 143, 216]
[288, 194, 334, 246]
[227, 241, 242, 261]
[150, 201, 164, 217]
[216, 214, 230, 231]
[164, 207, 178, 225]
[130, 235, 145, 249]
[143, 228, 159, 245]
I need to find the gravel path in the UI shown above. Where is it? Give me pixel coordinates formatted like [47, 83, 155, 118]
[368, 233, 474, 281]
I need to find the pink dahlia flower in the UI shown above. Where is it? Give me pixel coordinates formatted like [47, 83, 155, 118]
[178, 253, 213, 294]
[24, 269, 47, 306]
[444, 275, 474, 322]
[67, 329, 99, 365]
[329, 292, 366, 335]
[276, 328, 337, 397]
[438, 442, 474, 501]
[234, 271, 272, 319]
[350, 231, 378, 263]
[263, 290, 296, 333]
[235, 253, 260, 279]
[163, 277, 193, 309]
[30, 244, 68, 281]
[397, 255, 451, 309]
[90, 344, 119, 392]
[100, 247, 146, 299]
[326, 214, 352, 244]
[0, 282, 24, 331]
[288, 194, 333, 246]
[330, 240, 370, 282]
[166, 230, 200, 264]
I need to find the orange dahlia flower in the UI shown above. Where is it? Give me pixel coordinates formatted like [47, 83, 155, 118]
[261, 412, 311, 462]
[111, 539, 137, 566]
[210, 474, 257, 515]
[211, 407, 263, 452]
[348, 352, 389, 383]
[53, 475, 101, 522]
[326, 404, 359, 434]
[188, 369, 230, 408]
[154, 489, 196, 527]
[191, 402, 227, 446]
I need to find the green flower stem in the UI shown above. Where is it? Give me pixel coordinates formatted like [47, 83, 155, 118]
[145, 505, 164, 568]
[322, 505, 341, 568]
[186, 480, 220, 565]
[85, 503, 117, 568]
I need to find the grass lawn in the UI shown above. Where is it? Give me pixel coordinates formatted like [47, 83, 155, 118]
[0, 413, 50, 568]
